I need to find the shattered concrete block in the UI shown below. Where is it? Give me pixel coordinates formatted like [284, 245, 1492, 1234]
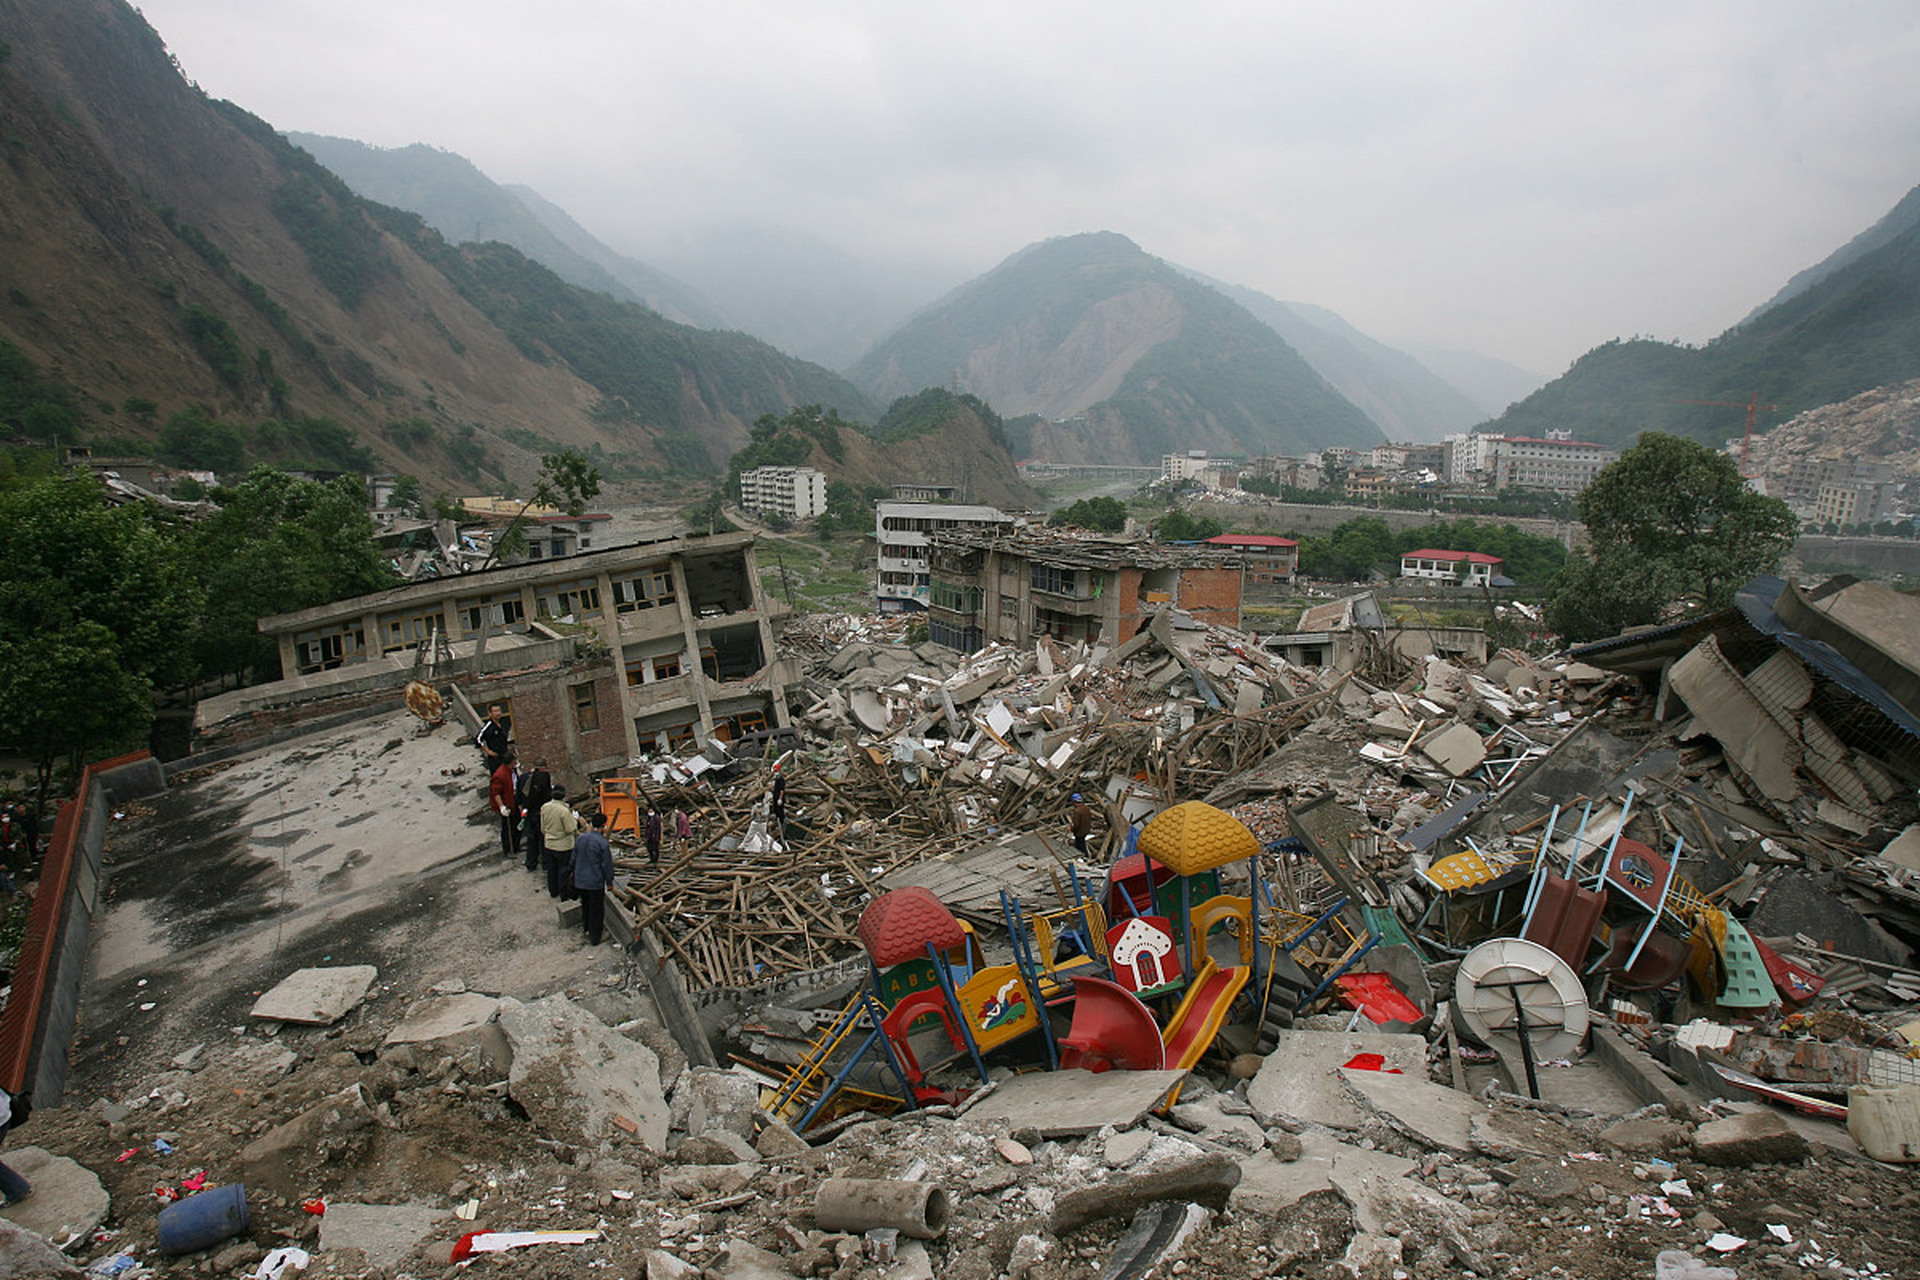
[754, 1117, 811, 1158]
[645, 1250, 701, 1280]
[249, 964, 378, 1025]
[1691, 1111, 1810, 1166]
[712, 1237, 800, 1280]
[237, 1084, 379, 1194]
[673, 1130, 759, 1164]
[0, 1220, 79, 1275]
[1047, 1140, 1239, 1234]
[674, 1067, 762, 1140]
[1338, 1069, 1483, 1154]
[1247, 1031, 1428, 1130]
[1336, 1232, 1404, 1280]
[317, 1203, 450, 1270]
[1598, 1116, 1687, 1154]
[662, 1163, 759, 1199]
[497, 993, 669, 1152]
[1417, 722, 1486, 777]
[0, 1147, 110, 1243]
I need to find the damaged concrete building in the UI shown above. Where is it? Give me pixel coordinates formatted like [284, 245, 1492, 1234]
[201, 530, 796, 775]
[924, 528, 1244, 652]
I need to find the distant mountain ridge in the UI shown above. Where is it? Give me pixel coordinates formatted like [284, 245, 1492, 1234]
[288, 133, 726, 328]
[0, 0, 875, 490]
[1489, 180, 1920, 451]
[1184, 277, 1492, 442]
[848, 232, 1384, 464]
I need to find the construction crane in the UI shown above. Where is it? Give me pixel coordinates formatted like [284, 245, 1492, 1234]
[1683, 396, 1778, 478]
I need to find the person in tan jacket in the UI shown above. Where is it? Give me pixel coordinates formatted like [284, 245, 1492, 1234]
[540, 784, 585, 899]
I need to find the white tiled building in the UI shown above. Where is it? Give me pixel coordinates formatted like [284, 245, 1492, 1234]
[875, 501, 1014, 613]
[739, 466, 828, 521]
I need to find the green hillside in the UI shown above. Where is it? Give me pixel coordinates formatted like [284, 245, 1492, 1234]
[366, 206, 877, 470]
[1492, 182, 1920, 449]
[848, 232, 1381, 461]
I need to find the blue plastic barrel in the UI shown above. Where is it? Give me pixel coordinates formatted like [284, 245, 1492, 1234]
[157, 1183, 249, 1255]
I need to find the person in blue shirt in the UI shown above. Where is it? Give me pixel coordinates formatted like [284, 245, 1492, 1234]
[571, 812, 615, 945]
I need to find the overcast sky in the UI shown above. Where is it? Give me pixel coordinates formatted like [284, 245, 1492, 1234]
[135, 1, 1920, 377]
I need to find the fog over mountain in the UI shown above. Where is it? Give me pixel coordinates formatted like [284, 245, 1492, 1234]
[132, 2, 1920, 380]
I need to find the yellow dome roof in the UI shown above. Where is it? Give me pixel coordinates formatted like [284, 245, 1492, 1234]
[1136, 801, 1260, 876]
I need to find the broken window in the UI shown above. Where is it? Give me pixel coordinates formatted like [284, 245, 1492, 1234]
[685, 552, 755, 617]
[611, 565, 676, 612]
[379, 608, 441, 654]
[572, 682, 599, 732]
[536, 578, 603, 622]
[455, 591, 527, 636]
[292, 622, 365, 674]
[699, 624, 765, 682]
[1031, 564, 1076, 596]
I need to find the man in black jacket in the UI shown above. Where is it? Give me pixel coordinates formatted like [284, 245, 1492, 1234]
[476, 704, 511, 772]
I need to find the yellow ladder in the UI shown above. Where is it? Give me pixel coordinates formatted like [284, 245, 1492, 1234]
[766, 991, 895, 1126]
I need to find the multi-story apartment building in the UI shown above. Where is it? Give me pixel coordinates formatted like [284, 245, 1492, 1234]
[256, 531, 792, 761]
[1814, 480, 1898, 528]
[924, 530, 1243, 653]
[1488, 435, 1613, 493]
[739, 466, 828, 521]
[874, 501, 1014, 613]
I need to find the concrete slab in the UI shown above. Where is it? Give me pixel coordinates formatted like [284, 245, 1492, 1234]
[1339, 1068, 1484, 1154]
[498, 993, 670, 1152]
[961, 1069, 1186, 1139]
[385, 992, 501, 1044]
[250, 964, 379, 1025]
[1247, 1030, 1428, 1130]
[0, 1146, 110, 1243]
[1418, 723, 1487, 777]
[1230, 1127, 1416, 1218]
[319, 1203, 449, 1269]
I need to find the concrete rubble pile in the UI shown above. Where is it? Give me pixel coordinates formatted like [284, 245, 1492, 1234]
[24, 973, 1918, 1280]
[603, 608, 1348, 990]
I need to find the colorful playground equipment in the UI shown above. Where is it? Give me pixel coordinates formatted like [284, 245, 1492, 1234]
[1414, 791, 1825, 1022]
[771, 801, 1379, 1131]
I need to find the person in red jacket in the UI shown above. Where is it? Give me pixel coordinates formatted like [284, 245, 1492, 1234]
[489, 753, 520, 859]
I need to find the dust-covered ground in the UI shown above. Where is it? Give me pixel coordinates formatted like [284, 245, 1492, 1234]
[6, 710, 1919, 1278]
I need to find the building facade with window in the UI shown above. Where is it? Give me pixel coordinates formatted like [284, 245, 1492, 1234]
[1202, 533, 1299, 585]
[874, 501, 1014, 613]
[739, 466, 828, 521]
[255, 530, 793, 763]
[924, 530, 1244, 653]
[1399, 548, 1503, 584]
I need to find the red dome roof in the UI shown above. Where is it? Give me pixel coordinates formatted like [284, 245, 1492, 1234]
[858, 887, 965, 967]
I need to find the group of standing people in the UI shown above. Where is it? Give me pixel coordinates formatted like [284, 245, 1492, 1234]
[478, 704, 616, 946]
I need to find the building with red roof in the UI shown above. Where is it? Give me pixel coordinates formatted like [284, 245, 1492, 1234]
[1203, 533, 1299, 586]
[1400, 549, 1503, 585]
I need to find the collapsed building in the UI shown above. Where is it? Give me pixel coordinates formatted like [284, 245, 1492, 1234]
[197, 530, 797, 777]
[11, 557, 1920, 1275]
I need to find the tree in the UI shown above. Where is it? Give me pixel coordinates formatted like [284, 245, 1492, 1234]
[1049, 496, 1128, 533]
[190, 467, 398, 682]
[1155, 508, 1224, 543]
[0, 473, 197, 807]
[480, 449, 603, 570]
[157, 407, 248, 473]
[1545, 432, 1796, 642]
[386, 474, 423, 515]
[0, 621, 153, 810]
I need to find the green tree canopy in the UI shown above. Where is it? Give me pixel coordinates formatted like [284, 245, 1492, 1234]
[1154, 508, 1225, 543]
[1049, 496, 1128, 533]
[1545, 432, 1797, 642]
[190, 467, 399, 681]
[0, 473, 198, 804]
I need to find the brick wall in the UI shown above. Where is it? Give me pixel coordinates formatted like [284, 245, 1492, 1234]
[469, 656, 628, 791]
[1176, 567, 1244, 630]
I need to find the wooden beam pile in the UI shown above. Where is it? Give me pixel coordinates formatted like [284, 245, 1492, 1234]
[603, 684, 1340, 991]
